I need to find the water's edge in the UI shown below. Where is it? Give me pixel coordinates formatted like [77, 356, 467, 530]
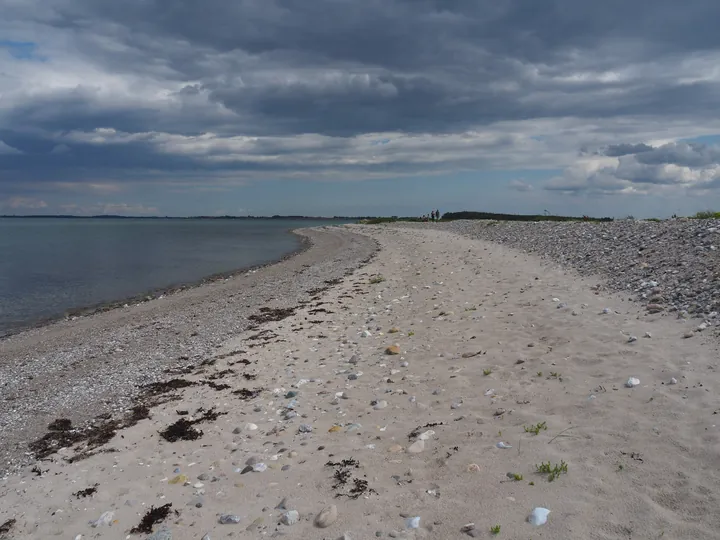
[0, 228, 315, 340]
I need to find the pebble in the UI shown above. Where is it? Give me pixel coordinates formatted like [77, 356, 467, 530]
[669, 377, 678, 385]
[684, 331, 695, 339]
[197, 473, 209, 481]
[407, 440, 425, 453]
[146, 526, 172, 540]
[528, 507, 550, 526]
[467, 463, 480, 472]
[388, 444, 404, 453]
[219, 514, 243, 524]
[298, 424, 313, 433]
[168, 474, 188, 485]
[281, 510, 300, 525]
[373, 400, 388, 410]
[626, 377, 640, 388]
[386, 345, 401, 355]
[405, 517, 421, 529]
[315, 504, 338, 528]
[496, 442, 512, 449]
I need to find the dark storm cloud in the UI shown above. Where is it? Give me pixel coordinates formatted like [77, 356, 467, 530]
[4, 0, 720, 201]
[603, 143, 654, 157]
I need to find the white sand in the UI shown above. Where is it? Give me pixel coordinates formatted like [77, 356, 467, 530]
[2, 225, 719, 539]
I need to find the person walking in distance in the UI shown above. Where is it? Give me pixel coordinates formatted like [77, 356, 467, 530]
[430, 210, 435, 222]
[435, 209, 440, 222]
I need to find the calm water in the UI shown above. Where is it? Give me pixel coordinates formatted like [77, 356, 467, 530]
[0, 218, 346, 336]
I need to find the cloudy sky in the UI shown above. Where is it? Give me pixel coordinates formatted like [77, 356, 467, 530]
[3, 0, 720, 217]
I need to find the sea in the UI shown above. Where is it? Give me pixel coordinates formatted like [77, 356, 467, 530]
[0, 218, 348, 337]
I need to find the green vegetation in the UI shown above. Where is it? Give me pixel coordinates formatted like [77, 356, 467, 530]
[536, 371, 543, 377]
[524, 421, 548, 435]
[369, 275, 386, 284]
[490, 525, 501, 535]
[535, 460, 568, 482]
[511, 473, 523, 481]
[549, 372, 561, 379]
[408, 331, 415, 336]
[483, 368, 493, 376]
[442, 211, 613, 222]
[694, 210, 720, 219]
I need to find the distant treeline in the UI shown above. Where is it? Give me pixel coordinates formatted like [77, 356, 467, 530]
[441, 211, 614, 222]
[359, 212, 614, 224]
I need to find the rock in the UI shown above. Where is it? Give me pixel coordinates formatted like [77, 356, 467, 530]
[467, 463, 480, 472]
[388, 444, 404, 453]
[684, 331, 695, 338]
[219, 514, 243, 524]
[232, 427, 242, 434]
[276, 497, 290, 510]
[245, 423, 258, 431]
[281, 510, 300, 526]
[245, 456, 263, 466]
[197, 473, 209, 481]
[386, 345, 401, 355]
[388, 327, 400, 333]
[146, 526, 172, 540]
[644, 332, 652, 338]
[647, 304, 664, 313]
[625, 377, 640, 388]
[349, 355, 360, 364]
[88, 511, 114, 527]
[528, 507, 550, 526]
[328, 425, 342, 432]
[407, 440, 425, 453]
[669, 377, 678, 385]
[373, 400, 388, 410]
[298, 424, 313, 433]
[628, 335, 638, 343]
[315, 505, 338, 528]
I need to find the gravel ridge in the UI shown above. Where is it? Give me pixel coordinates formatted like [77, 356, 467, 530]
[394, 219, 720, 321]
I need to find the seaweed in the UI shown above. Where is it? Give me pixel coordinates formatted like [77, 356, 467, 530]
[248, 306, 297, 324]
[0, 519, 16, 537]
[325, 458, 376, 499]
[232, 388, 263, 400]
[141, 379, 196, 395]
[408, 422, 445, 440]
[47, 418, 72, 431]
[130, 503, 173, 534]
[204, 381, 231, 391]
[73, 483, 99, 498]
[158, 419, 203, 442]
[158, 408, 226, 442]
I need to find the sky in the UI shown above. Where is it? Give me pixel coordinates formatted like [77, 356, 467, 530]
[3, 1, 720, 217]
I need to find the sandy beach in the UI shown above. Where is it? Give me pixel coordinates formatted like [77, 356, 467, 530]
[2, 223, 720, 539]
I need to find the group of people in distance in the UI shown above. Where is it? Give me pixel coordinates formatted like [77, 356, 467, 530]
[422, 209, 441, 222]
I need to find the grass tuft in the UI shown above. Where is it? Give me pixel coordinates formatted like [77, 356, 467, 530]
[535, 460, 568, 482]
[524, 421, 548, 435]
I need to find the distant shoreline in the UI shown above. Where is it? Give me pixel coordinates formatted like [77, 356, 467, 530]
[0, 215, 364, 220]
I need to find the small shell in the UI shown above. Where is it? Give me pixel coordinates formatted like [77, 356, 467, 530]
[245, 423, 258, 431]
[467, 463, 481, 472]
[496, 442, 512, 449]
[418, 430, 435, 440]
[280, 510, 300, 526]
[626, 377, 640, 388]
